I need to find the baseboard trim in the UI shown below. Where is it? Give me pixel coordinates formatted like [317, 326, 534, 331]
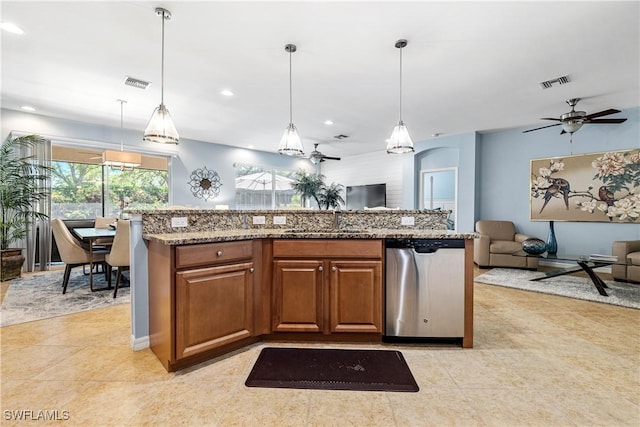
[131, 335, 150, 351]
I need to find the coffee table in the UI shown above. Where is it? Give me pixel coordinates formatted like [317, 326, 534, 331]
[513, 252, 627, 297]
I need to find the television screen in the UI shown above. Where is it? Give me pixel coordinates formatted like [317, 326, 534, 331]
[346, 183, 386, 210]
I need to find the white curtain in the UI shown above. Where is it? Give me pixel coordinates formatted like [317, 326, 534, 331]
[13, 133, 52, 272]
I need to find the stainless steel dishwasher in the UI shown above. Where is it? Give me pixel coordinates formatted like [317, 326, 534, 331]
[384, 238, 465, 341]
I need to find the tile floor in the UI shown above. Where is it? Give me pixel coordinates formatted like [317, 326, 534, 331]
[1, 267, 639, 426]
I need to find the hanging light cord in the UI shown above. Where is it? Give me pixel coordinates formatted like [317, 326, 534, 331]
[289, 47, 293, 124]
[119, 99, 125, 152]
[160, 10, 165, 107]
[398, 45, 403, 123]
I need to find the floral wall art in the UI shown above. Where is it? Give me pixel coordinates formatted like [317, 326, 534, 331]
[530, 149, 640, 223]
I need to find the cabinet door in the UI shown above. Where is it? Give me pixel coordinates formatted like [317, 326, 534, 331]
[329, 260, 382, 333]
[272, 260, 323, 333]
[175, 262, 253, 360]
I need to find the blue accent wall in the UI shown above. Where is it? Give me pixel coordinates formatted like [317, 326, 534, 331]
[476, 106, 639, 255]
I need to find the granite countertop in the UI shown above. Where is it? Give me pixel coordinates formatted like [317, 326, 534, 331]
[143, 228, 478, 245]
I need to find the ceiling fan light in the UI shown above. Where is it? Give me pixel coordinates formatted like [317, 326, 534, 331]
[562, 120, 583, 134]
[278, 123, 304, 156]
[143, 104, 179, 144]
[386, 121, 414, 154]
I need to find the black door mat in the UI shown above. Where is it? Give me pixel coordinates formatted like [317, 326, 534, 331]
[245, 347, 419, 392]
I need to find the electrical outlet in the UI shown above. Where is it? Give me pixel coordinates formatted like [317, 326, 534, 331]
[273, 216, 287, 225]
[401, 216, 415, 226]
[252, 216, 266, 225]
[171, 217, 188, 228]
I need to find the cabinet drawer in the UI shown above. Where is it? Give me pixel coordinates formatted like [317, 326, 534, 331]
[175, 240, 253, 269]
[273, 239, 383, 259]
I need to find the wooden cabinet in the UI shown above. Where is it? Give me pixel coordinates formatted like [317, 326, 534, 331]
[329, 260, 382, 333]
[175, 261, 253, 359]
[272, 240, 383, 335]
[272, 260, 323, 332]
[148, 239, 258, 371]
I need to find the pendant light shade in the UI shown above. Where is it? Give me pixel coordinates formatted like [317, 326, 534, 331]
[277, 43, 304, 156]
[386, 39, 414, 154]
[104, 99, 142, 170]
[143, 7, 179, 145]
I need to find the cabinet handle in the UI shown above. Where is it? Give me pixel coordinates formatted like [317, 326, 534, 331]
[217, 251, 223, 256]
[249, 267, 254, 273]
[332, 266, 337, 271]
[318, 266, 324, 271]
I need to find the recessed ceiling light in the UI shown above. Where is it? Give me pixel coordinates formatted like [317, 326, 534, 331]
[0, 22, 25, 35]
[20, 105, 36, 112]
[324, 120, 334, 125]
[221, 90, 234, 97]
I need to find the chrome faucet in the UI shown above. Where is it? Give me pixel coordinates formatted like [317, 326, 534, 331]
[333, 211, 342, 229]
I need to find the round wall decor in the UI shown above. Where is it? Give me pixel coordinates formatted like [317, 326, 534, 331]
[189, 166, 222, 201]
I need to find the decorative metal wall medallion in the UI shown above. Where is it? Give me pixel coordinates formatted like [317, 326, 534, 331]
[189, 166, 222, 201]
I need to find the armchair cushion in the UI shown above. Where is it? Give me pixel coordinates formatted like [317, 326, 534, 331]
[612, 240, 640, 282]
[474, 220, 539, 269]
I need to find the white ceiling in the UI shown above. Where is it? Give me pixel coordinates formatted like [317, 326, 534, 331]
[1, 1, 639, 157]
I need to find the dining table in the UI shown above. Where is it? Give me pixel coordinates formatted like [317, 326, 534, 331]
[72, 227, 116, 291]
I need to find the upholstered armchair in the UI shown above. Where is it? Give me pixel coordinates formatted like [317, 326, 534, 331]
[474, 220, 539, 269]
[611, 240, 640, 283]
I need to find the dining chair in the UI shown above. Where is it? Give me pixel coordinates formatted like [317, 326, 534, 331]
[105, 220, 130, 298]
[51, 218, 108, 294]
[94, 216, 117, 245]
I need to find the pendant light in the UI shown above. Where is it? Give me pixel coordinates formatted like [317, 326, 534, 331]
[386, 39, 414, 154]
[277, 43, 305, 156]
[143, 7, 179, 145]
[103, 99, 142, 170]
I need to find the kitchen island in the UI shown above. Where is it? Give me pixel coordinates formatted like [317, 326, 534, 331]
[128, 209, 477, 371]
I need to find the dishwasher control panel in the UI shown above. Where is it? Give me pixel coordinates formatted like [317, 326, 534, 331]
[385, 238, 465, 252]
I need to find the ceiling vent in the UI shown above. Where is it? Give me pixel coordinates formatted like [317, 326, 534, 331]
[123, 76, 151, 90]
[539, 75, 570, 89]
[333, 134, 349, 140]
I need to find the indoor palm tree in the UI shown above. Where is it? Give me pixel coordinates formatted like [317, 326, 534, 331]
[319, 182, 345, 210]
[0, 135, 51, 280]
[290, 169, 324, 208]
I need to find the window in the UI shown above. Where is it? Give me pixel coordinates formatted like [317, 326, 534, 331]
[50, 146, 168, 219]
[234, 164, 298, 210]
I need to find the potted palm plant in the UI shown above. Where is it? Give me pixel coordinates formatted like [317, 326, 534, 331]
[291, 169, 344, 210]
[319, 182, 345, 210]
[0, 135, 51, 281]
[290, 169, 324, 208]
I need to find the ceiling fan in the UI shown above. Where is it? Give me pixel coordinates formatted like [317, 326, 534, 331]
[307, 144, 341, 165]
[523, 98, 627, 135]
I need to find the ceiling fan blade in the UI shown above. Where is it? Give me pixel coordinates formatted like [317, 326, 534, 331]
[585, 118, 627, 124]
[584, 108, 621, 120]
[560, 129, 566, 135]
[322, 156, 341, 161]
[523, 123, 561, 133]
[540, 117, 562, 121]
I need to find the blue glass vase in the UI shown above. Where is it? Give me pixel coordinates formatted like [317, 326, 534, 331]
[546, 221, 558, 255]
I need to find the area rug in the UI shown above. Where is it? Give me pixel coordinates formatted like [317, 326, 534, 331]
[245, 347, 419, 392]
[475, 268, 640, 309]
[1, 269, 130, 327]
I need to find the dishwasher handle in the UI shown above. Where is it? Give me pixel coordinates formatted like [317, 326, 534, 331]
[413, 247, 438, 254]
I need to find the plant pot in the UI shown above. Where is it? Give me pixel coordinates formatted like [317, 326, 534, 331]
[1, 248, 25, 281]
